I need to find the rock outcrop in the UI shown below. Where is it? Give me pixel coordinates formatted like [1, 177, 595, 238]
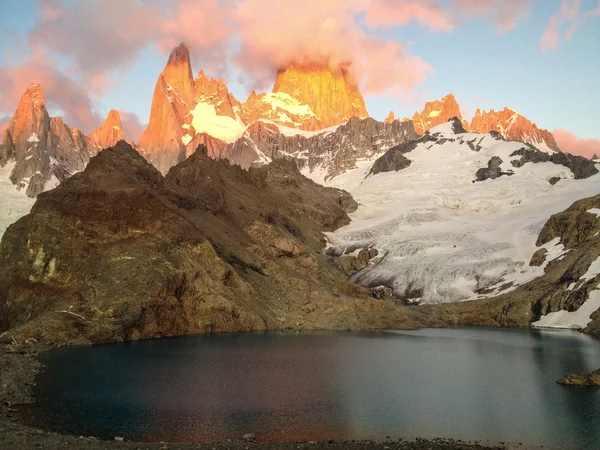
[0, 141, 427, 345]
[270, 63, 369, 130]
[407, 94, 468, 135]
[368, 141, 416, 176]
[509, 147, 598, 179]
[0, 84, 90, 197]
[557, 369, 600, 386]
[470, 107, 560, 152]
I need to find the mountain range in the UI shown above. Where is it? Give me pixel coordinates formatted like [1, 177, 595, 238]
[1, 42, 600, 343]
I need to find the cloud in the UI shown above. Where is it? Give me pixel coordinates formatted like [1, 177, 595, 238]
[539, 0, 600, 51]
[0, 61, 102, 132]
[553, 129, 600, 159]
[29, 0, 161, 93]
[0, 116, 10, 138]
[449, 0, 535, 32]
[0, 0, 549, 132]
[120, 110, 146, 143]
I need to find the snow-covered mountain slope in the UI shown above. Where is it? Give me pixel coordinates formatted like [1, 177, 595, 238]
[324, 119, 600, 304]
[224, 117, 419, 180]
[0, 161, 36, 238]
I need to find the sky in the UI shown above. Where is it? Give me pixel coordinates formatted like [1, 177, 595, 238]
[0, 0, 599, 156]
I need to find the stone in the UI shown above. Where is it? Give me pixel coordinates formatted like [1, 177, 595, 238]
[242, 433, 256, 441]
[475, 156, 514, 181]
[557, 369, 600, 386]
[529, 248, 548, 267]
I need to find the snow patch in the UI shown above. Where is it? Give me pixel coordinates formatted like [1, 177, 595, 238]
[587, 208, 600, 217]
[533, 289, 600, 330]
[0, 161, 36, 238]
[186, 102, 246, 143]
[27, 133, 40, 143]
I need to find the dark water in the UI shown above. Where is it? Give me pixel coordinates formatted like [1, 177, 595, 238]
[22, 328, 600, 448]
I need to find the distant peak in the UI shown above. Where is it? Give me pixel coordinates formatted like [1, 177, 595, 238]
[167, 43, 191, 66]
[442, 93, 457, 101]
[105, 109, 122, 127]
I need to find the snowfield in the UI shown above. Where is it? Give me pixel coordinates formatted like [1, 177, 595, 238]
[319, 122, 600, 305]
[0, 161, 35, 238]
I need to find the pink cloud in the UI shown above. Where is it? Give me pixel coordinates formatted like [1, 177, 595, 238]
[540, 16, 560, 51]
[364, 0, 454, 31]
[29, 0, 161, 92]
[119, 110, 146, 143]
[0, 61, 102, 133]
[231, 0, 432, 96]
[448, 0, 535, 32]
[539, 0, 600, 51]
[553, 129, 600, 159]
[0, 116, 10, 138]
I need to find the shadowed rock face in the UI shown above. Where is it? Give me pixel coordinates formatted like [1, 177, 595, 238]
[0, 141, 430, 345]
[368, 141, 416, 176]
[224, 117, 419, 181]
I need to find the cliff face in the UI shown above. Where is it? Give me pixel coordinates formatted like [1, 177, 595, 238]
[138, 44, 194, 174]
[271, 64, 369, 130]
[470, 107, 560, 152]
[0, 142, 428, 345]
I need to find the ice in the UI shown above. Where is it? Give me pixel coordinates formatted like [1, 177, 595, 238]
[0, 161, 35, 238]
[325, 127, 600, 304]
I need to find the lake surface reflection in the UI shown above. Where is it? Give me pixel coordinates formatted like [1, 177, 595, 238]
[24, 328, 600, 449]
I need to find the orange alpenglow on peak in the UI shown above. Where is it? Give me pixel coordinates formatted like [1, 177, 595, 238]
[139, 43, 196, 174]
[271, 62, 369, 129]
[88, 109, 125, 150]
[384, 111, 395, 124]
[409, 93, 467, 134]
[470, 107, 560, 152]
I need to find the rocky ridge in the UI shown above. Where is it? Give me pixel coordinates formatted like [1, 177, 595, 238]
[0, 142, 429, 345]
[470, 107, 560, 152]
[0, 85, 126, 198]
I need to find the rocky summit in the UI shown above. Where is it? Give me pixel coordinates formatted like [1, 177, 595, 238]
[470, 107, 560, 152]
[0, 141, 429, 345]
[405, 94, 468, 135]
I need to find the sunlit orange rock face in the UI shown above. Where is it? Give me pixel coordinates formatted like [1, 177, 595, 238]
[384, 111, 395, 124]
[271, 63, 369, 130]
[470, 107, 560, 152]
[139, 44, 243, 174]
[88, 109, 125, 152]
[194, 69, 240, 121]
[407, 94, 467, 135]
[139, 43, 195, 174]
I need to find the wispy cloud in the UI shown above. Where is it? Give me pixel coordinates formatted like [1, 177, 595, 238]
[540, 0, 599, 51]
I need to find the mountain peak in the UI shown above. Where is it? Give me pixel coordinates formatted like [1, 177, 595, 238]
[470, 107, 559, 152]
[88, 109, 125, 151]
[384, 111, 395, 124]
[272, 63, 368, 129]
[410, 93, 467, 134]
[167, 43, 191, 67]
